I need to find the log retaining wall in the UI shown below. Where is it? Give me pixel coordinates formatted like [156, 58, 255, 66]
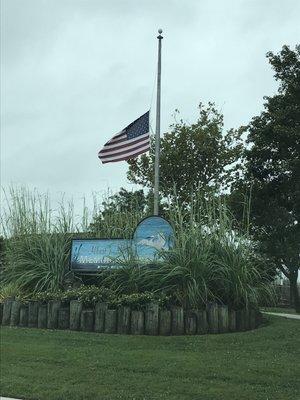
[1, 298, 262, 336]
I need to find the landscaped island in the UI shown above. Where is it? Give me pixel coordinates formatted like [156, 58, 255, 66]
[1, 291, 261, 335]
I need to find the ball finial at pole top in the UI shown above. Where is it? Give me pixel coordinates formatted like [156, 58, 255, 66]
[158, 29, 163, 34]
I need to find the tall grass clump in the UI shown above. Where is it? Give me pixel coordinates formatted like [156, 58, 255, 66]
[0, 187, 84, 292]
[0, 187, 146, 294]
[93, 191, 275, 310]
[143, 192, 276, 309]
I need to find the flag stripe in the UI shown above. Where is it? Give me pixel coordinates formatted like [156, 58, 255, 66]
[102, 144, 150, 163]
[103, 132, 149, 149]
[100, 139, 150, 159]
[99, 135, 149, 154]
[98, 111, 150, 164]
[107, 132, 126, 144]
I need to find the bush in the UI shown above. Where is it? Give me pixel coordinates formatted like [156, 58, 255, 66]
[31, 285, 114, 306]
[27, 286, 172, 310]
[0, 186, 276, 310]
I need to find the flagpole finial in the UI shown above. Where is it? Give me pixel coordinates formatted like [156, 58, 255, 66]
[157, 29, 163, 39]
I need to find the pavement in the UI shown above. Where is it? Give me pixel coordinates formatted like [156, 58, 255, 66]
[1, 398, 22, 400]
[262, 311, 300, 320]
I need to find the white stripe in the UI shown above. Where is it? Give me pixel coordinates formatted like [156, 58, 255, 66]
[100, 137, 150, 159]
[100, 143, 150, 162]
[100, 132, 149, 152]
[109, 130, 126, 143]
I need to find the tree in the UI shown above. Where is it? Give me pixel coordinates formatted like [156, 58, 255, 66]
[127, 103, 244, 204]
[89, 188, 150, 237]
[232, 45, 300, 312]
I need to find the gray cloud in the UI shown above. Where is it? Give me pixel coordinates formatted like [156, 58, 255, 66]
[1, 0, 300, 209]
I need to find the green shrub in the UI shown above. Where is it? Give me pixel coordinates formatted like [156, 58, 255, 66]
[110, 291, 173, 310]
[0, 283, 29, 303]
[31, 285, 114, 305]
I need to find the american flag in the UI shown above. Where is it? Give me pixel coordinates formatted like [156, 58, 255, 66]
[98, 111, 150, 164]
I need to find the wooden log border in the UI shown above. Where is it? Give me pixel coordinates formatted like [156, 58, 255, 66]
[1, 301, 262, 336]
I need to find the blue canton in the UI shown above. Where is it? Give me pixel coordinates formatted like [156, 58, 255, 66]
[126, 111, 149, 140]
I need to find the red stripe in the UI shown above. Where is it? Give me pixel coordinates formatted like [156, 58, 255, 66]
[99, 139, 150, 160]
[101, 146, 150, 163]
[100, 136, 149, 154]
[105, 136, 127, 147]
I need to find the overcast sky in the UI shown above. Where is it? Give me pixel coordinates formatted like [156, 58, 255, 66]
[1, 0, 300, 212]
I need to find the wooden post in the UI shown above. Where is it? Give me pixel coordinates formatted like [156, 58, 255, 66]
[255, 310, 263, 327]
[117, 306, 131, 334]
[244, 308, 250, 330]
[47, 300, 61, 329]
[80, 310, 94, 332]
[37, 305, 47, 329]
[58, 307, 70, 330]
[104, 309, 117, 334]
[185, 311, 197, 335]
[159, 309, 171, 335]
[10, 300, 22, 326]
[145, 303, 159, 335]
[249, 308, 256, 330]
[236, 309, 246, 331]
[28, 301, 39, 328]
[207, 303, 219, 333]
[195, 310, 208, 335]
[94, 302, 107, 333]
[70, 300, 83, 331]
[0, 303, 3, 323]
[19, 305, 29, 327]
[2, 299, 13, 325]
[171, 307, 184, 335]
[218, 305, 229, 333]
[131, 310, 144, 335]
[228, 309, 236, 332]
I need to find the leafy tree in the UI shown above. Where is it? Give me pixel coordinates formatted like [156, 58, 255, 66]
[127, 103, 244, 204]
[232, 45, 300, 312]
[89, 188, 150, 237]
[101, 188, 147, 214]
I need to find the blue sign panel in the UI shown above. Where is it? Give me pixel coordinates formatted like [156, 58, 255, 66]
[70, 216, 174, 272]
[133, 216, 174, 261]
[70, 239, 131, 272]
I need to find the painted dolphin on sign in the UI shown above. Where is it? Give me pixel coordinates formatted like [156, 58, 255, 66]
[138, 233, 167, 251]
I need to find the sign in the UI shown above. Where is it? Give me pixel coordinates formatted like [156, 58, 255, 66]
[70, 239, 131, 272]
[133, 216, 174, 261]
[70, 216, 174, 273]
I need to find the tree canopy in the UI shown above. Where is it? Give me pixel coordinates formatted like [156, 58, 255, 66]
[127, 103, 244, 203]
[232, 45, 300, 312]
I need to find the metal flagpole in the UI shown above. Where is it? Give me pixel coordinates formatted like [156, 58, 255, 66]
[154, 29, 163, 215]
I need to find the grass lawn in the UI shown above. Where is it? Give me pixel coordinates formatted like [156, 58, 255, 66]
[1, 316, 299, 400]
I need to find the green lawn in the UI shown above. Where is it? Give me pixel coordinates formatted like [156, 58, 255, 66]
[1, 316, 299, 400]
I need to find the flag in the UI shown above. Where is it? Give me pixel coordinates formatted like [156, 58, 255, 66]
[98, 111, 150, 164]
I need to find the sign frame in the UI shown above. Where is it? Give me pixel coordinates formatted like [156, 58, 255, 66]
[69, 215, 174, 274]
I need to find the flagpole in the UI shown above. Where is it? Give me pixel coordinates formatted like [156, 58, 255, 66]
[154, 29, 163, 216]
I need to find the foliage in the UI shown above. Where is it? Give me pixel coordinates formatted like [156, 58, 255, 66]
[93, 193, 275, 310]
[89, 188, 148, 237]
[148, 194, 275, 309]
[0, 187, 85, 293]
[31, 285, 115, 305]
[0, 283, 28, 303]
[12, 286, 172, 310]
[110, 291, 173, 310]
[0, 186, 276, 310]
[231, 45, 300, 312]
[127, 102, 245, 203]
